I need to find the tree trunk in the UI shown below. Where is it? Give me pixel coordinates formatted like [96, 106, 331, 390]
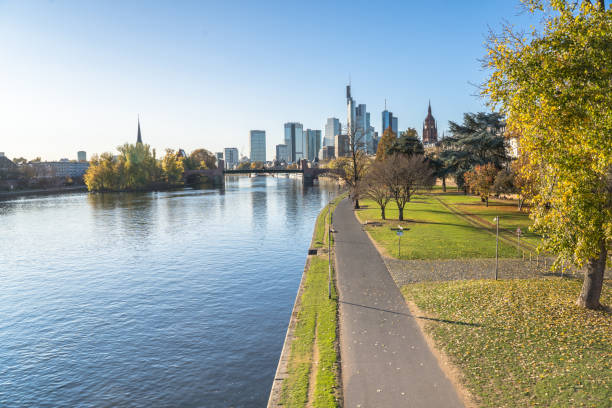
[486, 196, 489, 207]
[398, 206, 404, 221]
[576, 238, 607, 309]
[354, 199, 360, 209]
[442, 176, 447, 192]
[381, 206, 386, 220]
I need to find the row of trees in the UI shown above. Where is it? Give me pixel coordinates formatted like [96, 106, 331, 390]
[362, 154, 435, 221]
[84, 144, 217, 191]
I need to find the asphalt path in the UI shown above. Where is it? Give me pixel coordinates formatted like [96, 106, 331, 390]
[334, 198, 464, 408]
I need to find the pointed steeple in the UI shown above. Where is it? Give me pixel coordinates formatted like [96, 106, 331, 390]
[428, 100, 432, 115]
[137, 116, 142, 144]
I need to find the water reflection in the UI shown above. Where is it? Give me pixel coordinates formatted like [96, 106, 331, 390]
[0, 177, 338, 407]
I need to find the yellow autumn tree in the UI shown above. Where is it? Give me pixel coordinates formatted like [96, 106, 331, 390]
[375, 128, 397, 161]
[483, 0, 611, 308]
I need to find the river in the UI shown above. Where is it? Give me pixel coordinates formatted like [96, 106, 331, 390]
[0, 176, 337, 407]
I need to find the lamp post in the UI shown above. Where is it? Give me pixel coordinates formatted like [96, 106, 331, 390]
[493, 216, 499, 280]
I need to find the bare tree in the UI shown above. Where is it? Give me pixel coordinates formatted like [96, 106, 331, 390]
[334, 120, 369, 209]
[382, 154, 435, 221]
[363, 161, 392, 219]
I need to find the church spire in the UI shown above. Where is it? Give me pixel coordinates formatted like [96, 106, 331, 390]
[137, 116, 142, 144]
[428, 100, 431, 115]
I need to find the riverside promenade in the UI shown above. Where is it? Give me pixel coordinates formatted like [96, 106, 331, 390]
[333, 198, 464, 407]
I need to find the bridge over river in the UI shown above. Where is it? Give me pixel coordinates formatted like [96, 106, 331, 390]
[183, 159, 336, 186]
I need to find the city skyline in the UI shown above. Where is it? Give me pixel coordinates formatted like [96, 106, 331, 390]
[0, 1, 539, 160]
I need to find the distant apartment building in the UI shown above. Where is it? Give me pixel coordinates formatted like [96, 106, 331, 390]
[224, 147, 239, 169]
[284, 122, 304, 162]
[0, 154, 17, 171]
[250, 130, 266, 162]
[324, 118, 341, 148]
[275, 144, 289, 162]
[77, 151, 87, 162]
[335, 134, 349, 158]
[215, 152, 223, 166]
[32, 159, 89, 178]
[320, 146, 335, 161]
[305, 129, 321, 162]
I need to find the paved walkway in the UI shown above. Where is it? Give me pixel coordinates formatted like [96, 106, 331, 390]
[333, 198, 464, 408]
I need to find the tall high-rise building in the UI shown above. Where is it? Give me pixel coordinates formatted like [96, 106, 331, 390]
[324, 118, 341, 147]
[284, 122, 304, 162]
[335, 134, 349, 158]
[346, 85, 375, 154]
[422, 101, 438, 145]
[224, 147, 239, 169]
[382, 109, 398, 135]
[275, 144, 289, 162]
[249, 130, 266, 162]
[305, 129, 321, 161]
[77, 151, 87, 162]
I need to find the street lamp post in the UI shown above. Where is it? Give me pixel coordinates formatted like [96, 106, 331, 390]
[494, 216, 499, 280]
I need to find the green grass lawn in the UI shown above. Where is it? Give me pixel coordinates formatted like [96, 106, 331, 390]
[436, 193, 541, 248]
[355, 195, 520, 259]
[279, 197, 341, 407]
[402, 278, 612, 408]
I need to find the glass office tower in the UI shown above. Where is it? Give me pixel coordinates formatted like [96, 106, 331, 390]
[249, 130, 266, 162]
[284, 122, 303, 163]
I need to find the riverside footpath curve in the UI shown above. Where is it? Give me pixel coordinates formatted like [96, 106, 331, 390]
[333, 198, 464, 407]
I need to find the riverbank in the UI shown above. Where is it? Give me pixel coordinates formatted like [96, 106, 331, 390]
[268, 194, 344, 408]
[0, 185, 87, 199]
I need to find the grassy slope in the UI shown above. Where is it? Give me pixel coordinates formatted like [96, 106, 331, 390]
[355, 195, 520, 259]
[279, 195, 344, 407]
[402, 278, 611, 408]
[436, 193, 541, 248]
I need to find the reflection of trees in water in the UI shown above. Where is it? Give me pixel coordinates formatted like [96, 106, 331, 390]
[0, 201, 15, 217]
[87, 192, 156, 242]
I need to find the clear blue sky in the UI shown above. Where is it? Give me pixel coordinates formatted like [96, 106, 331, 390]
[0, 0, 538, 161]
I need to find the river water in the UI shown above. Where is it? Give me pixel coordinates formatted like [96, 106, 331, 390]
[0, 176, 337, 407]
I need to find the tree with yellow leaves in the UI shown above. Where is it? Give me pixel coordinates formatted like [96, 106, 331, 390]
[483, 0, 611, 308]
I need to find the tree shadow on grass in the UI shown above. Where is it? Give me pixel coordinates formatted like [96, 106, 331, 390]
[339, 300, 483, 327]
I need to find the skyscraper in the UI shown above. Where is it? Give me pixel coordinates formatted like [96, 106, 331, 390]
[422, 101, 438, 145]
[305, 129, 321, 161]
[275, 144, 288, 162]
[77, 151, 87, 162]
[284, 122, 304, 162]
[249, 130, 266, 162]
[382, 109, 398, 135]
[224, 147, 239, 169]
[346, 85, 375, 154]
[324, 118, 341, 147]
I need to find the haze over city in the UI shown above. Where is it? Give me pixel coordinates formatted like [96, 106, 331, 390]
[0, 0, 538, 160]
